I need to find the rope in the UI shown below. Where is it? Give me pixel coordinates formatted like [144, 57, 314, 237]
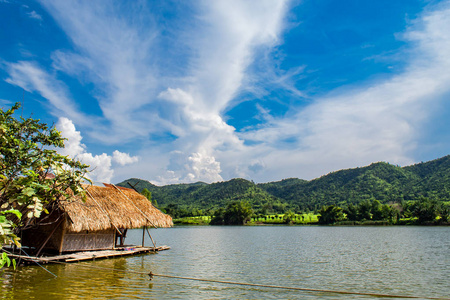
[147, 272, 448, 299]
[13, 259, 447, 300]
[2, 248, 57, 278]
[111, 184, 157, 229]
[86, 188, 122, 235]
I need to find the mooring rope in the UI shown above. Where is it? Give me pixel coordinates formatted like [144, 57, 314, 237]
[147, 272, 448, 300]
[2, 248, 57, 278]
[7, 258, 447, 300]
[85, 188, 122, 235]
[111, 184, 158, 229]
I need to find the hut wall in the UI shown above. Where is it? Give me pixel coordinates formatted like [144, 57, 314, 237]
[21, 215, 65, 252]
[60, 229, 115, 252]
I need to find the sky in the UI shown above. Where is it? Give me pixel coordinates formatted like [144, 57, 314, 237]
[1, 0, 450, 185]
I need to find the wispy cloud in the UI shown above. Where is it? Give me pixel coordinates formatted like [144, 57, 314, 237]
[0, 99, 12, 106]
[153, 0, 290, 183]
[26, 10, 42, 21]
[230, 1, 450, 181]
[5, 61, 89, 124]
[7, 1, 287, 181]
[3, 0, 450, 184]
[38, 0, 289, 183]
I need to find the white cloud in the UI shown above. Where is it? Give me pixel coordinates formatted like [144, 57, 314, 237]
[56, 117, 85, 157]
[227, 1, 450, 181]
[27, 11, 42, 21]
[186, 152, 223, 183]
[5, 1, 450, 185]
[150, 0, 289, 183]
[152, 151, 223, 185]
[56, 117, 138, 183]
[112, 150, 139, 166]
[39, 0, 160, 144]
[3, 0, 290, 183]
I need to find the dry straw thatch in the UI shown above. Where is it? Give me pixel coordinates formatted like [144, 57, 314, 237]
[60, 184, 173, 232]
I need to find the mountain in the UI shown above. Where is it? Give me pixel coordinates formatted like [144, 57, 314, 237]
[117, 155, 450, 213]
[118, 177, 284, 213]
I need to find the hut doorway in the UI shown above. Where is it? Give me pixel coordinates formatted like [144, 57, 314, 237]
[115, 228, 128, 247]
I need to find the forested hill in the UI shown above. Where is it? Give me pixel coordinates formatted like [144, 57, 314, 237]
[117, 155, 450, 213]
[117, 178, 285, 214]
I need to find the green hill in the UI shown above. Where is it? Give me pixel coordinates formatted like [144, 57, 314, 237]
[118, 177, 284, 215]
[117, 155, 450, 214]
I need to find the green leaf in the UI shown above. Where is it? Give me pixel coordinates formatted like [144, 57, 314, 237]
[22, 187, 36, 197]
[2, 209, 22, 219]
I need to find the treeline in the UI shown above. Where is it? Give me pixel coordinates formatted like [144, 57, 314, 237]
[319, 197, 449, 225]
[117, 155, 450, 222]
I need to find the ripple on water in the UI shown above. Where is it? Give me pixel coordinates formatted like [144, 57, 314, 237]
[1, 226, 449, 299]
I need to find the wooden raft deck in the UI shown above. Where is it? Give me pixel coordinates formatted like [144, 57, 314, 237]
[6, 245, 170, 265]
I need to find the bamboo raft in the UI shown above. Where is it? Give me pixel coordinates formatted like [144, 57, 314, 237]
[5, 245, 170, 265]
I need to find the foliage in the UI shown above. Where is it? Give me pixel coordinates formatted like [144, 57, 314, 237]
[283, 210, 295, 224]
[258, 158, 450, 210]
[141, 188, 152, 202]
[410, 197, 441, 223]
[210, 201, 253, 225]
[118, 178, 283, 216]
[250, 213, 319, 224]
[117, 155, 450, 224]
[0, 252, 16, 269]
[318, 205, 344, 224]
[343, 199, 397, 222]
[0, 103, 89, 254]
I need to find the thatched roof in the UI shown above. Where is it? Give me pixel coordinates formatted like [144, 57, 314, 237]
[60, 184, 172, 232]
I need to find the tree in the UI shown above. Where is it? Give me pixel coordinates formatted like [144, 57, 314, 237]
[0, 103, 89, 261]
[357, 200, 372, 220]
[210, 201, 253, 225]
[380, 204, 397, 223]
[371, 200, 384, 220]
[440, 204, 449, 223]
[210, 207, 225, 225]
[412, 197, 440, 223]
[164, 203, 180, 218]
[318, 205, 344, 224]
[283, 210, 295, 224]
[141, 188, 152, 202]
[223, 201, 253, 225]
[344, 203, 359, 221]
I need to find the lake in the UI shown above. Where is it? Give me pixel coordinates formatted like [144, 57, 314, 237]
[2, 226, 449, 299]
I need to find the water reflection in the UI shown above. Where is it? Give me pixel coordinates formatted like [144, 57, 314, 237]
[2, 226, 449, 299]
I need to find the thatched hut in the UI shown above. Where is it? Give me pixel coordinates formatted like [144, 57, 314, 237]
[21, 184, 172, 254]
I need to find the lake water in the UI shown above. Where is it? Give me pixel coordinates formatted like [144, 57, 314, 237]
[1, 226, 449, 299]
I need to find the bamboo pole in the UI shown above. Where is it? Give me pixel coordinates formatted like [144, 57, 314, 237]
[111, 184, 157, 229]
[86, 188, 122, 235]
[145, 227, 157, 248]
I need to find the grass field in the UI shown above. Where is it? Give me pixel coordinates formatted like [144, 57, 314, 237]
[173, 213, 319, 225]
[173, 216, 211, 225]
[249, 213, 319, 224]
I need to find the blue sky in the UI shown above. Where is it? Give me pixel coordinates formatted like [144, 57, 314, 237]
[1, 0, 450, 185]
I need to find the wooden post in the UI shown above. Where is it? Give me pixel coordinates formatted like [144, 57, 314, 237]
[146, 227, 157, 248]
[58, 216, 68, 254]
[36, 217, 64, 257]
[142, 226, 146, 247]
